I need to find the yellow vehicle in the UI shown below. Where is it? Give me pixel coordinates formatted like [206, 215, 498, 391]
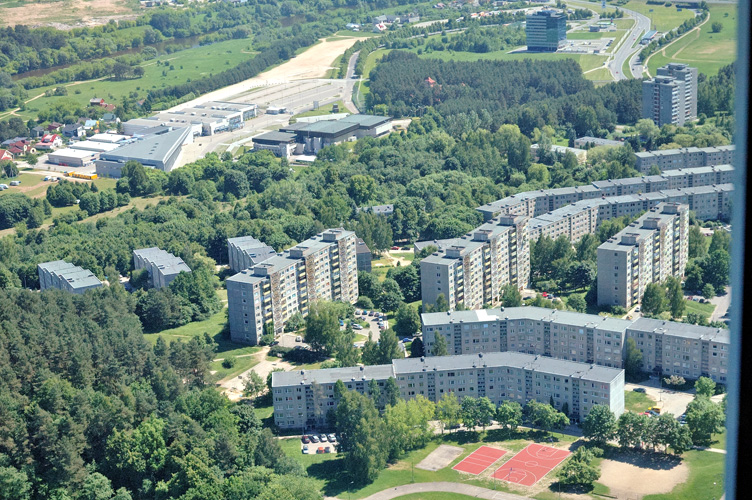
[648, 406, 661, 414]
[65, 172, 98, 180]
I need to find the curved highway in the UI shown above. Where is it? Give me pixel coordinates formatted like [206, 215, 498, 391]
[607, 6, 651, 80]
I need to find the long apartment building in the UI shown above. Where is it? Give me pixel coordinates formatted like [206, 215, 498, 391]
[477, 164, 734, 221]
[635, 145, 735, 174]
[38, 260, 103, 294]
[627, 317, 729, 384]
[597, 203, 689, 309]
[421, 306, 729, 383]
[526, 183, 732, 242]
[133, 247, 191, 289]
[420, 215, 529, 311]
[272, 351, 624, 429]
[227, 229, 358, 345]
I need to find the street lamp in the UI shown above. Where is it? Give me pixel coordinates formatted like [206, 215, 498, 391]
[348, 481, 354, 500]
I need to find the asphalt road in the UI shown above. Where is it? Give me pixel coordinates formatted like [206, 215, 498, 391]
[609, 6, 651, 80]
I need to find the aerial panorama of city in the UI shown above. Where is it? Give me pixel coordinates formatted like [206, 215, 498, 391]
[0, 0, 739, 499]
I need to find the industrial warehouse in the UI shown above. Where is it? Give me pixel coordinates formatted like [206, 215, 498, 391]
[253, 114, 393, 157]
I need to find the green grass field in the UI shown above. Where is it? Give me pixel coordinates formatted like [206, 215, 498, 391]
[646, 4, 737, 76]
[393, 494, 478, 500]
[294, 100, 347, 118]
[16, 38, 257, 121]
[142, 295, 261, 382]
[624, 0, 696, 33]
[625, 390, 656, 413]
[279, 428, 579, 499]
[642, 450, 725, 500]
[587, 67, 614, 81]
[683, 299, 716, 321]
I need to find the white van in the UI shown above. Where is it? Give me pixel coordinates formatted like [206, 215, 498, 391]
[0, 184, 8, 190]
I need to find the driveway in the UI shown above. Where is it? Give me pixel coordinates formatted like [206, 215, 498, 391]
[626, 379, 726, 417]
[709, 287, 732, 323]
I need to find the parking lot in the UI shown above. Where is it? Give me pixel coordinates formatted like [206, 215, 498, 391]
[299, 432, 338, 455]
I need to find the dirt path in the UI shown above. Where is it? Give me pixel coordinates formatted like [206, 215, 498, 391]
[221, 346, 294, 401]
[643, 14, 710, 77]
[173, 37, 367, 111]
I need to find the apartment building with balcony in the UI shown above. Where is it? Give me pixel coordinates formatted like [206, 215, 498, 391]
[635, 145, 735, 174]
[421, 307, 631, 369]
[271, 351, 624, 429]
[597, 203, 689, 309]
[420, 215, 529, 311]
[227, 229, 358, 345]
[626, 317, 729, 383]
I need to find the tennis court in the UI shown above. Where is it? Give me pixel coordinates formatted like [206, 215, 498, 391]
[452, 445, 507, 475]
[491, 443, 571, 486]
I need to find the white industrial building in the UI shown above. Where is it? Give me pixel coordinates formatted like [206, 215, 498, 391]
[47, 148, 97, 167]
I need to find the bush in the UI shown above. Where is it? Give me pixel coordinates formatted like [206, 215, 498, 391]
[610, 305, 627, 315]
[269, 345, 292, 357]
[259, 333, 275, 346]
[222, 357, 236, 369]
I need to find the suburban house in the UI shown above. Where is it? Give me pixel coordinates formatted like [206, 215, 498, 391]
[83, 119, 98, 131]
[47, 122, 63, 132]
[36, 134, 63, 151]
[7, 140, 33, 156]
[31, 126, 47, 138]
[62, 124, 85, 138]
[0, 149, 13, 161]
[101, 113, 120, 124]
[373, 23, 387, 32]
[90, 97, 105, 107]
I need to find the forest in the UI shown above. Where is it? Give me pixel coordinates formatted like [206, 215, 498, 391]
[367, 51, 643, 135]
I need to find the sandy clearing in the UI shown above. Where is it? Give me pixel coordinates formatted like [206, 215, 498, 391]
[599, 455, 688, 498]
[0, 0, 135, 28]
[417, 445, 464, 471]
[221, 346, 294, 401]
[173, 37, 367, 111]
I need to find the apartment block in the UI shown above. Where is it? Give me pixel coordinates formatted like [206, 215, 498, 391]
[420, 215, 529, 311]
[38, 260, 102, 294]
[479, 164, 734, 222]
[227, 235, 276, 273]
[626, 317, 729, 383]
[133, 247, 191, 289]
[642, 64, 697, 126]
[656, 63, 698, 124]
[422, 308, 630, 369]
[272, 351, 625, 429]
[227, 229, 358, 345]
[597, 203, 689, 309]
[635, 145, 735, 174]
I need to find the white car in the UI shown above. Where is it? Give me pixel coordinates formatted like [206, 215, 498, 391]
[295, 335, 302, 342]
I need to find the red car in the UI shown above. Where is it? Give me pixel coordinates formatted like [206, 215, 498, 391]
[301, 435, 310, 444]
[391, 246, 399, 250]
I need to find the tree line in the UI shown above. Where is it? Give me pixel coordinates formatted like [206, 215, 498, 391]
[0, 286, 325, 500]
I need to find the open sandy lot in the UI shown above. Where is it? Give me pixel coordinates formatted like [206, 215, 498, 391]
[416, 445, 464, 471]
[0, 0, 137, 28]
[174, 37, 367, 111]
[599, 454, 688, 499]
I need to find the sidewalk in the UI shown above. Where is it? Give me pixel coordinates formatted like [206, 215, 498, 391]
[359, 481, 529, 500]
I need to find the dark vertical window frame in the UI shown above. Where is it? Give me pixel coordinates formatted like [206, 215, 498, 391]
[728, 2, 749, 498]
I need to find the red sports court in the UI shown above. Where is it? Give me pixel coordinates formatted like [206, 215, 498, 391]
[452, 445, 507, 475]
[492, 443, 571, 486]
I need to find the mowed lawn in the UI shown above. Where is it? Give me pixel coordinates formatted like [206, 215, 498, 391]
[642, 450, 725, 500]
[624, 390, 656, 413]
[18, 38, 257, 121]
[624, 0, 696, 33]
[279, 429, 579, 499]
[143, 290, 261, 382]
[647, 4, 737, 76]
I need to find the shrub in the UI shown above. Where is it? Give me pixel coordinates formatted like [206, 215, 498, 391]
[222, 357, 236, 369]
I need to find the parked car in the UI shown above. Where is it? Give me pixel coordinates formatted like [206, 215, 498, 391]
[319, 434, 328, 442]
[648, 406, 661, 414]
[633, 387, 646, 393]
[402, 338, 412, 343]
[635, 306, 641, 312]
[646, 410, 658, 417]
[391, 246, 399, 250]
[9, 180, 20, 186]
[316, 447, 325, 454]
[0, 184, 8, 190]
[352, 324, 363, 330]
[311, 435, 320, 443]
[339, 319, 345, 326]
[368, 311, 375, 316]
[324, 447, 332, 453]
[301, 435, 310, 444]
[327, 433, 336, 442]
[302, 445, 309, 453]
[295, 335, 302, 342]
